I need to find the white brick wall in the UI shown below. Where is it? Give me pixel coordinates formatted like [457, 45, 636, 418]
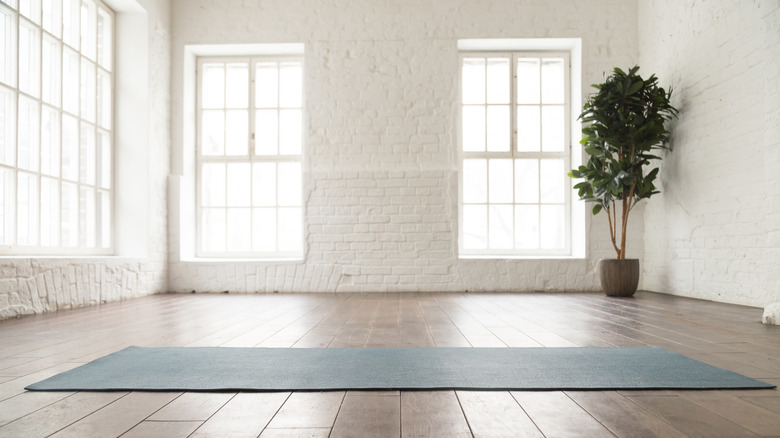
[169, 0, 643, 293]
[0, 0, 171, 319]
[639, 0, 780, 307]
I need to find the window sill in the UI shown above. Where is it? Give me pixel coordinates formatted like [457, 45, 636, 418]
[178, 257, 303, 264]
[459, 254, 585, 260]
[0, 255, 145, 261]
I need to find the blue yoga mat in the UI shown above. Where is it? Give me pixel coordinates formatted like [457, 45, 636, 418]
[26, 346, 775, 392]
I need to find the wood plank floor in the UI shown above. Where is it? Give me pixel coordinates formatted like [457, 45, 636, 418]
[0, 291, 778, 437]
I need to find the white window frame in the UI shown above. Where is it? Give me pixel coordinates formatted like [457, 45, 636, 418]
[195, 55, 304, 259]
[458, 51, 572, 258]
[0, 0, 114, 256]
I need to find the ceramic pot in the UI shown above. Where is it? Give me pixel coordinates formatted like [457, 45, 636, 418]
[598, 259, 640, 297]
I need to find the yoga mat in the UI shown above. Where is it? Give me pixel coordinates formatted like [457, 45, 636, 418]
[26, 346, 775, 392]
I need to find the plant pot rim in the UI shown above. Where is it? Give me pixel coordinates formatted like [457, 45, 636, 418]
[600, 258, 640, 262]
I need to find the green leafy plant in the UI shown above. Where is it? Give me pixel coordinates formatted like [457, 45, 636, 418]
[569, 66, 678, 260]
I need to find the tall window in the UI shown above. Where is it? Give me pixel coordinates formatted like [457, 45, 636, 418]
[197, 57, 304, 258]
[459, 52, 571, 257]
[0, 0, 113, 254]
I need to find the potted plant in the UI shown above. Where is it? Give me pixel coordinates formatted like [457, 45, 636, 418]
[569, 66, 678, 297]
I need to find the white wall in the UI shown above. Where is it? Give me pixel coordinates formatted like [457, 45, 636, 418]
[0, 0, 171, 319]
[169, 0, 643, 293]
[639, 0, 780, 307]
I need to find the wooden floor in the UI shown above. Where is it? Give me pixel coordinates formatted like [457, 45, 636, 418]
[0, 292, 778, 438]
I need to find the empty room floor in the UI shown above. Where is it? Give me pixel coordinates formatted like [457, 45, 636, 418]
[0, 292, 778, 437]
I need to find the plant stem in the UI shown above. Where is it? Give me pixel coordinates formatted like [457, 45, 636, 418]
[606, 203, 620, 258]
[619, 180, 637, 260]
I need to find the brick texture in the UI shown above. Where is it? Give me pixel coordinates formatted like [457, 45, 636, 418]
[0, 0, 171, 319]
[168, 0, 642, 294]
[639, 0, 780, 307]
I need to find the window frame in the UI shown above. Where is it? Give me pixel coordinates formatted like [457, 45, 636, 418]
[0, 0, 115, 256]
[195, 55, 305, 259]
[458, 51, 572, 258]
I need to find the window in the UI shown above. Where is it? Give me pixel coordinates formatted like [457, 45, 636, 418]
[0, 0, 113, 254]
[459, 52, 571, 257]
[197, 57, 304, 258]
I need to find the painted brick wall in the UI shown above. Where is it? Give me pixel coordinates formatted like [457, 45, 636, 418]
[638, 0, 780, 307]
[0, 0, 171, 319]
[169, 0, 643, 293]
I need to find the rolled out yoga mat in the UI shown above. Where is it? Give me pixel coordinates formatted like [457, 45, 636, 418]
[26, 346, 775, 392]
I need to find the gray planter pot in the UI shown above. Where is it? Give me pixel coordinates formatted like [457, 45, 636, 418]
[598, 259, 640, 297]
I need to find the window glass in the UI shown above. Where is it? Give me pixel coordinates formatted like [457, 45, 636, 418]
[460, 53, 569, 256]
[198, 57, 304, 257]
[0, 0, 113, 254]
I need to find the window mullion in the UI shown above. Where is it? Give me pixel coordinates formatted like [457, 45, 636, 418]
[510, 54, 517, 251]
[248, 58, 255, 253]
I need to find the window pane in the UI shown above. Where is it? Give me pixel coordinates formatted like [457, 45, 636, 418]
[541, 58, 564, 104]
[486, 58, 509, 104]
[43, 0, 62, 37]
[226, 162, 250, 207]
[540, 159, 565, 203]
[463, 204, 486, 249]
[279, 62, 301, 108]
[224, 109, 247, 155]
[255, 62, 278, 108]
[80, 0, 96, 60]
[62, 0, 78, 49]
[541, 204, 564, 249]
[79, 122, 94, 184]
[78, 186, 94, 247]
[514, 159, 538, 203]
[461, 58, 485, 105]
[462, 105, 485, 152]
[201, 162, 225, 207]
[96, 129, 109, 188]
[201, 110, 224, 155]
[42, 36, 61, 106]
[97, 68, 110, 128]
[252, 162, 275, 206]
[516, 58, 540, 104]
[19, 20, 40, 97]
[17, 171, 38, 245]
[541, 105, 564, 152]
[201, 208, 225, 252]
[0, 8, 16, 86]
[97, 189, 108, 247]
[278, 207, 301, 251]
[514, 205, 539, 249]
[277, 161, 301, 207]
[41, 106, 59, 176]
[62, 47, 78, 114]
[0, 86, 15, 166]
[462, 158, 486, 204]
[0, 167, 12, 244]
[80, 59, 95, 122]
[17, 95, 39, 171]
[226, 208, 250, 252]
[488, 205, 512, 249]
[61, 113, 78, 180]
[225, 63, 248, 109]
[201, 63, 224, 109]
[279, 109, 301, 155]
[486, 105, 509, 152]
[252, 207, 275, 251]
[488, 159, 512, 203]
[516, 105, 540, 152]
[19, 0, 40, 24]
[40, 176, 59, 246]
[255, 109, 277, 155]
[61, 181, 77, 246]
[96, 6, 110, 69]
